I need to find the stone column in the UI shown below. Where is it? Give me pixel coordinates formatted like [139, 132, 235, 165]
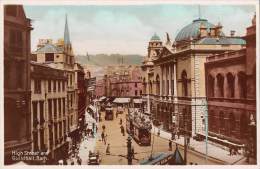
[173, 63, 177, 97]
[169, 64, 172, 97]
[160, 66, 163, 97]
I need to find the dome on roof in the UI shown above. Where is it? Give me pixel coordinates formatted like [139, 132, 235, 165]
[150, 33, 161, 41]
[175, 18, 225, 42]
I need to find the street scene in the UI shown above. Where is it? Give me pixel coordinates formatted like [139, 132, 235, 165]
[3, 1, 258, 166]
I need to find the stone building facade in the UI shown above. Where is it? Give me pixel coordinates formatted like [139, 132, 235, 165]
[96, 65, 143, 98]
[33, 15, 79, 154]
[4, 5, 33, 164]
[30, 62, 68, 163]
[142, 18, 246, 136]
[205, 15, 256, 152]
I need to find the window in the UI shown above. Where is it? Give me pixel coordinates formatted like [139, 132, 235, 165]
[216, 74, 224, 97]
[63, 98, 65, 115]
[48, 99, 52, 121]
[53, 80, 56, 92]
[238, 72, 247, 98]
[34, 79, 41, 93]
[135, 83, 137, 87]
[58, 98, 61, 117]
[135, 90, 138, 96]
[40, 129, 45, 150]
[181, 70, 188, 96]
[45, 53, 54, 62]
[5, 5, 17, 16]
[227, 73, 235, 98]
[62, 81, 65, 91]
[156, 75, 160, 95]
[32, 102, 38, 128]
[58, 80, 61, 92]
[48, 80, 51, 92]
[140, 90, 142, 95]
[208, 74, 215, 97]
[39, 101, 44, 125]
[17, 63, 23, 89]
[54, 99, 57, 119]
[9, 29, 23, 51]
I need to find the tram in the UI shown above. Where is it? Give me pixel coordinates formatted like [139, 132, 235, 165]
[105, 103, 113, 120]
[126, 112, 152, 146]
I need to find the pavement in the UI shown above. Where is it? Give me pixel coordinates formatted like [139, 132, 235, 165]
[152, 126, 256, 165]
[67, 111, 98, 165]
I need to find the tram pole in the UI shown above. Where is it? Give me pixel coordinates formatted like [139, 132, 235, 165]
[127, 136, 132, 165]
[184, 121, 187, 165]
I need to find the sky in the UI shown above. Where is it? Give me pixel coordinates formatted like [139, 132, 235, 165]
[24, 4, 256, 56]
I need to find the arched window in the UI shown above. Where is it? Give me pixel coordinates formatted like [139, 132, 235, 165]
[216, 74, 224, 97]
[238, 71, 247, 98]
[227, 73, 235, 98]
[208, 74, 215, 97]
[181, 70, 188, 96]
[156, 74, 160, 95]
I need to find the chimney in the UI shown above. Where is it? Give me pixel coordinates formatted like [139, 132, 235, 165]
[199, 23, 207, 38]
[215, 22, 223, 37]
[210, 27, 216, 37]
[230, 30, 235, 37]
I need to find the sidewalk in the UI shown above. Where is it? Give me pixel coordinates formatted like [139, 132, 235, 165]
[152, 126, 245, 164]
[78, 111, 98, 164]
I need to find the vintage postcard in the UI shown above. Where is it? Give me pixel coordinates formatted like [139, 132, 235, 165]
[1, 0, 259, 168]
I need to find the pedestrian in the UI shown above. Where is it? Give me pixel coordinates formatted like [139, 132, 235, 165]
[106, 144, 110, 155]
[122, 127, 125, 136]
[187, 137, 190, 147]
[131, 147, 135, 158]
[102, 125, 106, 131]
[101, 132, 105, 142]
[157, 129, 160, 136]
[177, 130, 180, 139]
[171, 132, 175, 140]
[120, 118, 122, 125]
[77, 157, 82, 165]
[169, 140, 172, 151]
[104, 134, 108, 145]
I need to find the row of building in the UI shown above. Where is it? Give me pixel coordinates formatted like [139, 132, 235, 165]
[141, 15, 256, 156]
[4, 5, 90, 164]
[95, 65, 143, 98]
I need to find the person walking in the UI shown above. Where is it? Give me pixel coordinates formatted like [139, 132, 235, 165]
[169, 140, 173, 151]
[102, 125, 106, 131]
[101, 131, 105, 142]
[106, 144, 110, 155]
[171, 132, 175, 140]
[104, 134, 108, 145]
[119, 118, 122, 125]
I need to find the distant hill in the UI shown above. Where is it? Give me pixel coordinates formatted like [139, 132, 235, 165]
[75, 54, 144, 66]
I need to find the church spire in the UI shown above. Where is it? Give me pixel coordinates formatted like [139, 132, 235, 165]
[64, 14, 71, 45]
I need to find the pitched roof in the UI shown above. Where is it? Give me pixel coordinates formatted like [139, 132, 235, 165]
[197, 37, 246, 45]
[35, 43, 63, 54]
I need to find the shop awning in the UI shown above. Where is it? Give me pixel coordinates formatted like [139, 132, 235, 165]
[133, 99, 142, 104]
[99, 96, 106, 102]
[113, 98, 130, 104]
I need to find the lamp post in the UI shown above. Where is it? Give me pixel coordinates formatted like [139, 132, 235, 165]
[127, 136, 132, 165]
[247, 113, 256, 163]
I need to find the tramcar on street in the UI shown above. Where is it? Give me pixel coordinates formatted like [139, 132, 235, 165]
[126, 111, 152, 146]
